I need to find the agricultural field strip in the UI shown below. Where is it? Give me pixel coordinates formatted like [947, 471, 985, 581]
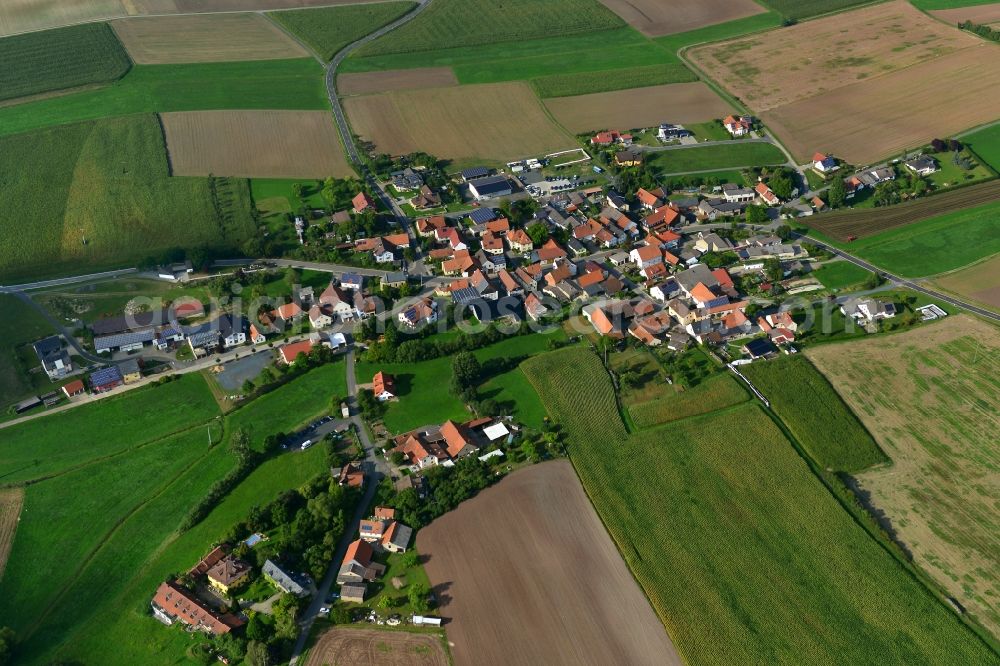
[595, 0, 765, 37]
[0, 489, 24, 579]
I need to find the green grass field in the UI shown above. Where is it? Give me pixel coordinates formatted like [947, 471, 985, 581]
[0, 295, 58, 412]
[910, 0, 998, 8]
[357, 331, 564, 433]
[741, 355, 888, 473]
[356, 0, 624, 55]
[655, 11, 783, 53]
[0, 114, 254, 282]
[0, 373, 219, 484]
[0, 23, 131, 103]
[811, 261, 873, 290]
[0, 362, 342, 663]
[0, 58, 326, 137]
[522, 347, 995, 664]
[964, 123, 1000, 173]
[845, 199, 1000, 277]
[758, 0, 872, 20]
[532, 62, 695, 98]
[270, 2, 416, 61]
[629, 373, 749, 429]
[649, 142, 786, 173]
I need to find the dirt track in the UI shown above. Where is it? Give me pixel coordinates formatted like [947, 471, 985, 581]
[0, 489, 24, 580]
[161, 110, 354, 178]
[545, 82, 732, 133]
[305, 628, 448, 666]
[416, 460, 681, 666]
[596, 0, 763, 37]
[112, 14, 307, 64]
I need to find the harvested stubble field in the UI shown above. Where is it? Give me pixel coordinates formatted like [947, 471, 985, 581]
[807, 315, 1000, 638]
[689, 1, 1000, 163]
[931, 4, 1000, 24]
[522, 347, 996, 664]
[338, 67, 458, 95]
[0, 489, 24, 579]
[162, 110, 353, 178]
[597, 0, 764, 37]
[111, 14, 307, 64]
[544, 82, 731, 133]
[417, 460, 681, 666]
[0, 23, 131, 103]
[344, 82, 574, 163]
[0, 0, 360, 36]
[933, 255, 1000, 310]
[305, 628, 448, 666]
[804, 179, 1000, 242]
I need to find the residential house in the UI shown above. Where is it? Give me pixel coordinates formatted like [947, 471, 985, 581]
[628, 311, 673, 346]
[279, 339, 314, 365]
[615, 149, 642, 167]
[249, 323, 266, 345]
[411, 185, 441, 209]
[186, 328, 219, 355]
[657, 124, 690, 141]
[416, 215, 448, 236]
[722, 183, 755, 203]
[207, 555, 251, 594]
[398, 297, 438, 328]
[697, 199, 744, 220]
[722, 115, 752, 136]
[533, 239, 568, 266]
[694, 232, 733, 253]
[841, 297, 896, 322]
[151, 581, 243, 635]
[341, 272, 364, 291]
[308, 304, 334, 329]
[590, 130, 631, 146]
[524, 292, 550, 321]
[336, 539, 385, 585]
[904, 155, 938, 176]
[337, 461, 364, 488]
[62, 379, 85, 398]
[262, 559, 309, 597]
[218, 315, 246, 348]
[743, 337, 778, 359]
[381, 521, 413, 553]
[721, 310, 751, 336]
[812, 152, 839, 173]
[271, 302, 303, 324]
[33, 336, 71, 379]
[442, 250, 476, 276]
[606, 190, 629, 211]
[119, 358, 141, 384]
[649, 278, 681, 302]
[320, 283, 358, 321]
[373, 371, 395, 400]
[630, 243, 662, 270]
[755, 181, 780, 206]
[390, 167, 423, 190]
[352, 192, 376, 213]
[481, 231, 505, 255]
[89, 366, 123, 393]
[636, 187, 663, 210]
[383, 271, 407, 288]
[645, 206, 680, 232]
[507, 228, 533, 253]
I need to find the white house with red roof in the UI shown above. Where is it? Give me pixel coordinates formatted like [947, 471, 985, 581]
[723, 115, 752, 137]
[755, 181, 780, 206]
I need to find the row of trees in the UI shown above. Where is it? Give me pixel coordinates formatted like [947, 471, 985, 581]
[390, 456, 496, 529]
[958, 20, 1000, 42]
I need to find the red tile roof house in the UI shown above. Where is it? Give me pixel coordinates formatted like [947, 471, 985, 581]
[373, 371, 396, 401]
[151, 581, 244, 635]
[279, 339, 314, 365]
[352, 191, 376, 214]
[636, 187, 663, 210]
[392, 419, 481, 469]
[336, 539, 386, 585]
[723, 115, 751, 137]
[337, 461, 365, 488]
[590, 130, 632, 146]
[381, 521, 413, 553]
[271, 302, 303, 323]
[62, 379, 85, 398]
[374, 506, 396, 521]
[416, 215, 448, 236]
[755, 181, 780, 206]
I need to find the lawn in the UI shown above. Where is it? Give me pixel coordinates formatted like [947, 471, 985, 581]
[357, 330, 565, 433]
[964, 123, 1000, 172]
[0, 373, 220, 484]
[356, 0, 624, 55]
[683, 120, 732, 142]
[911, 0, 999, 8]
[741, 355, 888, 473]
[532, 62, 695, 98]
[648, 142, 785, 173]
[359, 549, 433, 614]
[811, 260, 873, 291]
[251, 178, 329, 216]
[522, 347, 994, 664]
[269, 2, 416, 61]
[0, 295, 58, 412]
[0, 58, 327, 138]
[629, 373, 749, 429]
[0, 114, 254, 282]
[846, 199, 1000, 277]
[0, 23, 131, 103]
[34, 277, 214, 326]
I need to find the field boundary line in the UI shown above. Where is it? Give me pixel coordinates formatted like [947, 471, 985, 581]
[918, 250, 1000, 280]
[19, 441, 219, 640]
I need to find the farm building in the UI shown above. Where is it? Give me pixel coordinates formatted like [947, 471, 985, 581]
[340, 582, 367, 603]
[62, 379, 86, 398]
[94, 330, 155, 354]
[468, 175, 513, 201]
[460, 166, 490, 181]
[279, 339, 315, 365]
[89, 366, 124, 393]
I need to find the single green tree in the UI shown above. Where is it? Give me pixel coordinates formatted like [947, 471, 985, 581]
[828, 177, 847, 208]
[408, 582, 430, 613]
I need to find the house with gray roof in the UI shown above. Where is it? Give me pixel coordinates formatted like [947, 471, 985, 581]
[262, 559, 310, 597]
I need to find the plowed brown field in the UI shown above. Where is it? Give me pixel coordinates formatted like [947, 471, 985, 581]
[344, 82, 574, 164]
[416, 460, 681, 666]
[597, 0, 764, 36]
[0, 489, 24, 579]
[112, 14, 307, 64]
[339, 67, 458, 95]
[545, 82, 732, 133]
[689, 1, 1000, 163]
[305, 628, 448, 666]
[804, 179, 1000, 241]
[161, 110, 353, 178]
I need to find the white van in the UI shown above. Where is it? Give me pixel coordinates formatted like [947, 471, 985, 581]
[300, 440, 313, 451]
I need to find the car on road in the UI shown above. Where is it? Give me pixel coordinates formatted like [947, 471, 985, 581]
[319, 607, 330, 615]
